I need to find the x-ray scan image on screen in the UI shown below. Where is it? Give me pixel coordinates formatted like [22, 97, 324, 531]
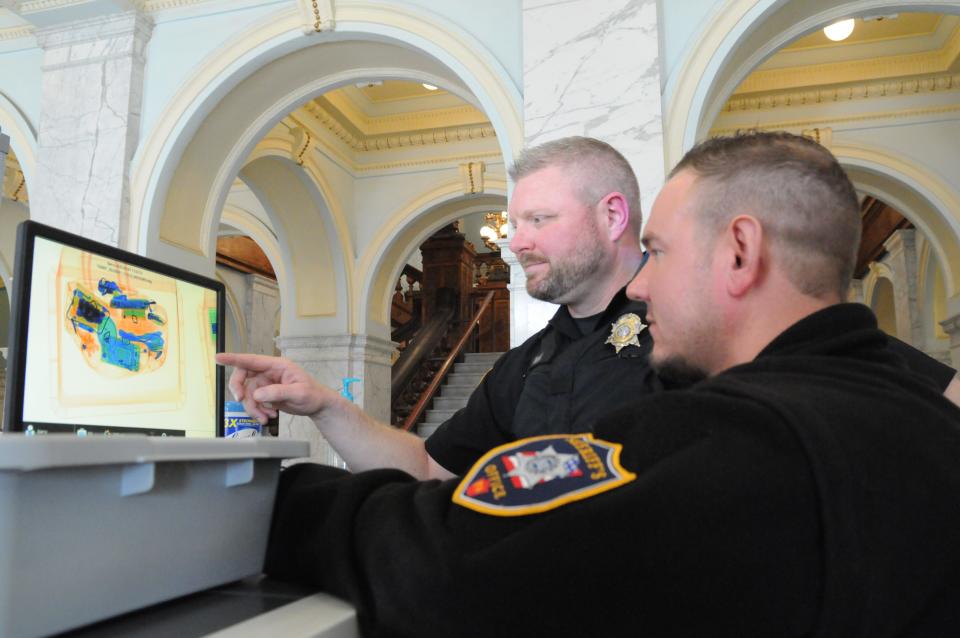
[3, 222, 225, 437]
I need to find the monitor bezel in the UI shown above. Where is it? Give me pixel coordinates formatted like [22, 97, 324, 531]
[3, 220, 225, 437]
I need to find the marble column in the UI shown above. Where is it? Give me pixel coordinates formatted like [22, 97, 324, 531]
[0, 131, 8, 187]
[244, 274, 280, 356]
[847, 278, 865, 304]
[882, 229, 922, 345]
[276, 334, 395, 466]
[0, 351, 6, 423]
[513, 0, 664, 344]
[30, 11, 152, 247]
[497, 237, 555, 346]
[939, 314, 960, 370]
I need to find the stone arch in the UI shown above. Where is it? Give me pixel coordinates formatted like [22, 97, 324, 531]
[0, 92, 36, 290]
[867, 267, 900, 337]
[358, 180, 508, 337]
[219, 203, 287, 297]
[0, 91, 36, 192]
[917, 237, 950, 345]
[129, 3, 521, 272]
[837, 142, 960, 296]
[664, 0, 960, 166]
[216, 270, 246, 354]
[238, 154, 349, 337]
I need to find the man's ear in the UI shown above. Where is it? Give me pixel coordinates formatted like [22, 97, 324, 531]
[599, 192, 631, 242]
[724, 215, 764, 297]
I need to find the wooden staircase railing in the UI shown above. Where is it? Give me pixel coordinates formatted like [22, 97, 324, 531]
[400, 291, 495, 432]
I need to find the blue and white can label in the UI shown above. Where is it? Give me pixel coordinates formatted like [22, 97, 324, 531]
[224, 401, 261, 438]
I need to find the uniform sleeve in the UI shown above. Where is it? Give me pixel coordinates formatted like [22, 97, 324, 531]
[263, 393, 820, 638]
[424, 348, 525, 475]
[886, 336, 956, 391]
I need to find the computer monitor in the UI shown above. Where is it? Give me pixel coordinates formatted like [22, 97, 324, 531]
[3, 221, 224, 437]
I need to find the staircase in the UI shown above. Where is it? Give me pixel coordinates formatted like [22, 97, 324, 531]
[417, 352, 504, 438]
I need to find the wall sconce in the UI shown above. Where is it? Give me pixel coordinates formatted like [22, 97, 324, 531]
[479, 211, 509, 251]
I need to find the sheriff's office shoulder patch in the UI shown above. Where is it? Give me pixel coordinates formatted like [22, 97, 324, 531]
[453, 434, 636, 517]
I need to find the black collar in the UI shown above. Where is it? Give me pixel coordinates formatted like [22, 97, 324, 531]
[548, 288, 647, 341]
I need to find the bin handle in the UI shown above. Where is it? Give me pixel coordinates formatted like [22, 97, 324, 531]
[225, 459, 254, 487]
[121, 462, 155, 496]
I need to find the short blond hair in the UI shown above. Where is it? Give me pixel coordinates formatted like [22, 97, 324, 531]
[509, 136, 642, 231]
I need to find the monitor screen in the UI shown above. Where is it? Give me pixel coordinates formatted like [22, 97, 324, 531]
[3, 221, 224, 437]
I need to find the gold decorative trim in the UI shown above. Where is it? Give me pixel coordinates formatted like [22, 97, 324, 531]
[0, 26, 34, 41]
[302, 101, 497, 152]
[724, 72, 960, 113]
[711, 103, 960, 137]
[297, 0, 333, 33]
[350, 151, 502, 173]
[320, 91, 487, 135]
[737, 24, 960, 96]
[459, 161, 485, 194]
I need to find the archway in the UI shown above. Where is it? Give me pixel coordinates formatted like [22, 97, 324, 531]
[130, 4, 521, 270]
[665, 0, 960, 165]
[358, 182, 507, 338]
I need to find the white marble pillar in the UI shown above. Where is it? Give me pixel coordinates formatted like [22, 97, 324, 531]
[882, 229, 922, 345]
[939, 314, 960, 370]
[0, 351, 6, 423]
[0, 131, 8, 189]
[245, 274, 280, 356]
[497, 237, 555, 346]
[276, 334, 395, 466]
[30, 11, 152, 247]
[847, 278, 865, 304]
[512, 0, 664, 344]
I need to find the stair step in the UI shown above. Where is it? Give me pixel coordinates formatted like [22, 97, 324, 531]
[463, 352, 504, 365]
[445, 372, 485, 386]
[440, 385, 475, 398]
[432, 396, 469, 411]
[424, 410, 458, 424]
[407, 353, 505, 438]
[418, 423, 442, 439]
[452, 362, 493, 374]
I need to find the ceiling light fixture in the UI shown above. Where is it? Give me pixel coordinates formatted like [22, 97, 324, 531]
[421, 83, 438, 91]
[823, 18, 855, 42]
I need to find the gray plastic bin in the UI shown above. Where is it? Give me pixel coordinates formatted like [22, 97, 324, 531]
[0, 434, 309, 638]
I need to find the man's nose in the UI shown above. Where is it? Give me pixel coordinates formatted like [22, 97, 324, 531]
[508, 223, 529, 254]
[626, 259, 648, 301]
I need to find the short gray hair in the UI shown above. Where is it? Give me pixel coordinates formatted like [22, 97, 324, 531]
[509, 136, 642, 231]
[672, 131, 861, 299]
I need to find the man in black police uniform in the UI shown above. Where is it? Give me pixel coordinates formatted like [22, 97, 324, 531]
[262, 132, 960, 637]
[218, 137, 653, 478]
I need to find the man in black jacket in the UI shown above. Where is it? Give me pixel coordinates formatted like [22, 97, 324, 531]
[264, 132, 960, 637]
[219, 137, 652, 478]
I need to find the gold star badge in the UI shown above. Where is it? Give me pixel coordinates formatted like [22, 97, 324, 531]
[605, 313, 646, 354]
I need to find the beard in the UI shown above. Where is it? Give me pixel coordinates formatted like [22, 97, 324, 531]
[521, 226, 607, 303]
[650, 354, 708, 389]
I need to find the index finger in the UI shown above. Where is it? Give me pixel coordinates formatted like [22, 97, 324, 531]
[216, 352, 282, 373]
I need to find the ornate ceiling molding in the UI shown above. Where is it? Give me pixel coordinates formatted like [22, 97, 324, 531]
[710, 103, 960, 137]
[0, 26, 32, 40]
[723, 72, 960, 113]
[302, 100, 496, 152]
[320, 91, 487, 135]
[737, 23, 960, 96]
